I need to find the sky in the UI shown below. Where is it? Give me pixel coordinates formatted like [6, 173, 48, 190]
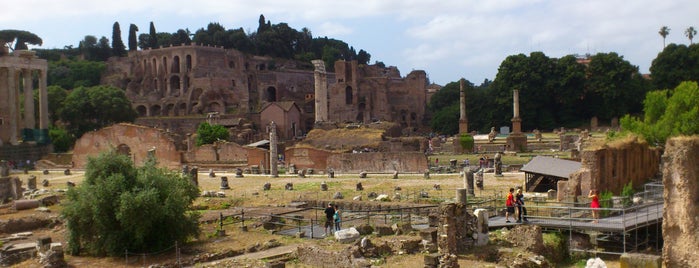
[3, 0, 698, 85]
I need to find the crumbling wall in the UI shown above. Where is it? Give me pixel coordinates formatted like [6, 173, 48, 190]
[72, 123, 182, 169]
[327, 152, 428, 173]
[437, 203, 477, 254]
[577, 137, 661, 194]
[662, 136, 699, 268]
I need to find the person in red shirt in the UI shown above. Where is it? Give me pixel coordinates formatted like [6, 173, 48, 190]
[505, 188, 515, 223]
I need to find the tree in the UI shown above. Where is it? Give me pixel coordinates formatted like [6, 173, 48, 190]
[685, 26, 697, 44]
[649, 43, 699, 90]
[195, 122, 229, 146]
[46, 85, 68, 123]
[148, 21, 158, 49]
[111, 22, 127, 57]
[128, 24, 139, 51]
[48, 126, 74, 153]
[584, 52, 649, 120]
[659, 26, 670, 48]
[95, 36, 112, 61]
[621, 81, 699, 145]
[48, 59, 106, 89]
[0, 29, 43, 54]
[62, 150, 200, 256]
[357, 49, 371, 65]
[59, 85, 136, 139]
[171, 29, 191, 46]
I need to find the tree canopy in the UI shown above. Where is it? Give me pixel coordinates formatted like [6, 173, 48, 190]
[649, 43, 699, 90]
[111, 22, 127, 57]
[62, 150, 200, 256]
[0, 29, 42, 53]
[195, 122, 230, 146]
[620, 81, 699, 145]
[58, 85, 136, 140]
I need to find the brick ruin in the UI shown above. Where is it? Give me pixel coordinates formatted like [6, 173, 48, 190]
[563, 137, 661, 198]
[662, 136, 699, 268]
[103, 44, 429, 142]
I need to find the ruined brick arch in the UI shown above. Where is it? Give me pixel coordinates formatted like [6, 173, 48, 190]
[116, 143, 131, 156]
[182, 75, 190, 94]
[410, 112, 417, 125]
[142, 59, 147, 74]
[164, 103, 176, 116]
[162, 57, 168, 75]
[345, 86, 353, 105]
[185, 54, 192, 71]
[136, 105, 147, 117]
[169, 75, 181, 95]
[172, 56, 180, 73]
[266, 86, 277, 102]
[151, 58, 157, 75]
[151, 105, 162, 116]
[178, 103, 188, 115]
[206, 101, 223, 113]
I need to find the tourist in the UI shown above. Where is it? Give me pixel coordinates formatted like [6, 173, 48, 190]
[505, 188, 515, 223]
[333, 205, 342, 231]
[589, 189, 600, 223]
[515, 189, 528, 223]
[324, 203, 335, 236]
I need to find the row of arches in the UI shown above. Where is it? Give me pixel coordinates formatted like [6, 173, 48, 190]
[142, 54, 193, 77]
[135, 101, 226, 117]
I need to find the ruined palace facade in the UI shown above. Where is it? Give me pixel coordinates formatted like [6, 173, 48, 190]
[103, 44, 428, 140]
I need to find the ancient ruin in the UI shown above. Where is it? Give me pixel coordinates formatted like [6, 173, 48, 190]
[505, 89, 527, 152]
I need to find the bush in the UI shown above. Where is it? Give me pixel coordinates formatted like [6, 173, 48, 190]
[599, 190, 614, 217]
[195, 122, 229, 146]
[621, 181, 635, 207]
[459, 134, 474, 152]
[62, 150, 200, 256]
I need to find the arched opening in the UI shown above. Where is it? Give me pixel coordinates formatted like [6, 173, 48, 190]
[183, 76, 190, 94]
[410, 112, 417, 125]
[228, 61, 236, 69]
[345, 86, 353, 105]
[170, 76, 181, 93]
[266, 87, 277, 102]
[172, 56, 180, 73]
[154, 79, 159, 92]
[151, 105, 162, 116]
[186, 55, 192, 71]
[116, 144, 131, 156]
[162, 57, 168, 75]
[152, 58, 157, 75]
[143, 59, 147, 73]
[207, 102, 222, 113]
[179, 103, 188, 115]
[136, 105, 147, 117]
[165, 103, 175, 116]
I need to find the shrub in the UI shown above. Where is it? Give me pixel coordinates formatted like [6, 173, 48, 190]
[459, 134, 474, 152]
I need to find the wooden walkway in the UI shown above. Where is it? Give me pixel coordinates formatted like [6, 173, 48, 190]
[489, 202, 663, 233]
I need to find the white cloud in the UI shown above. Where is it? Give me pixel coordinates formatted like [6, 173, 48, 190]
[316, 22, 354, 37]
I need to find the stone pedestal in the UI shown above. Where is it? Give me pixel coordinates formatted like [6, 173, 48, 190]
[474, 208, 489, 246]
[455, 188, 467, 205]
[506, 133, 527, 152]
[464, 169, 474, 196]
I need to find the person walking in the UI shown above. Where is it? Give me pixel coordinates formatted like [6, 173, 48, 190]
[589, 189, 600, 223]
[333, 205, 342, 231]
[515, 189, 528, 223]
[505, 188, 515, 223]
[324, 203, 335, 236]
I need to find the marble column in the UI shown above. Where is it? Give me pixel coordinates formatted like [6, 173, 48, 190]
[8, 68, 18, 145]
[312, 60, 328, 122]
[22, 69, 35, 142]
[269, 121, 278, 178]
[458, 78, 468, 134]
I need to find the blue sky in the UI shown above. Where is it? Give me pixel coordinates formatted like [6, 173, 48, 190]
[3, 0, 698, 85]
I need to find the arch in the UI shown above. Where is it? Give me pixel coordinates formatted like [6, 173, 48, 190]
[143, 59, 147, 74]
[164, 103, 175, 116]
[410, 112, 417, 122]
[266, 87, 277, 102]
[172, 56, 181, 73]
[345, 86, 353, 105]
[136, 105, 147, 117]
[170, 76, 181, 93]
[182, 75, 190, 94]
[151, 58, 157, 75]
[116, 144, 131, 156]
[228, 61, 236, 69]
[185, 55, 192, 71]
[154, 79, 159, 92]
[400, 110, 407, 122]
[162, 57, 168, 75]
[179, 103, 188, 115]
[206, 102, 222, 113]
[150, 105, 162, 116]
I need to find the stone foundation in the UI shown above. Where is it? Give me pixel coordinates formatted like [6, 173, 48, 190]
[437, 203, 477, 254]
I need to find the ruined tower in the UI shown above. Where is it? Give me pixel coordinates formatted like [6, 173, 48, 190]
[506, 89, 527, 152]
[458, 78, 468, 134]
[312, 60, 328, 122]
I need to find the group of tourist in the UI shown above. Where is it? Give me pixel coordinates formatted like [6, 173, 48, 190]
[505, 188, 528, 223]
[324, 203, 342, 236]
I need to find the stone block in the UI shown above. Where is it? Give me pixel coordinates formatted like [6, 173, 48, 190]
[619, 253, 661, 268]
[419, 227, 438, 243]
[332, 192, 343, 199]
[354, 223, 374, 235]
[334, 227, 360, 243]
[374, 224, 393, 236]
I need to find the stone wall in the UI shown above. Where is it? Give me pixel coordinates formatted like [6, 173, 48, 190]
[72, 123, 182, 169]
[437, 203, 477, 254]
[662, 136, 699, 268]
[327, 152, 428, 173]
[285, 147, 333, 170]
[566, 137, 661, 195]
[182, 141, 248, 164]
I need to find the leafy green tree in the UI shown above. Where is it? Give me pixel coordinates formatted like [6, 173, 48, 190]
[148, 21, 158, 49]
[48, 59, 106, 89]
[686, 26, 697, 44]
[659, 26, 670, 48]
[171, 29, 191, 46]
[621, 81, 699, 145]
[59, 85, 136, 139]
[62, 150, 200, 256]
[48, 126, 74, 152]
[430, 104, 459, 135]
[128, 24, 138, 51]
[195, 122, 229, 146]
[649, 44, 699, 90]
[78, 35, 98, 60]
[584, 52, 649, 120]
[111, 22, 127, 57]
[95, 36, 112, 61]
[0, 29, 43, 53]
[357, 49, 371, 65]
[46, 85, 68, 123]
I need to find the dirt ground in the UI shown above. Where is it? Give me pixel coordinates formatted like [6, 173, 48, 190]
[2, 167, 620, 267]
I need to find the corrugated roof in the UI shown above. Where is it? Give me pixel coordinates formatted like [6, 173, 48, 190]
[245, 139, 269, 148]
[260, 101, 299, 113]
[520, 156, 581, 179]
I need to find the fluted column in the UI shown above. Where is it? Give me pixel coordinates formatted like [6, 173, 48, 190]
[23, 69, 35, 130]
[8, 68, 18, 145]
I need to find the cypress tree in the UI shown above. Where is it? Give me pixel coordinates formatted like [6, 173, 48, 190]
[111, 22, 127, 56]
[128, 24, 139, 51]
[149, 21, 158, 49]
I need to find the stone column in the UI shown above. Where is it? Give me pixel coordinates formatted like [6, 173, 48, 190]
[23, 69, 35, 131]
[312, 60, 328, 122]
[37, 67, 49, 143]
[269, 121, 278, 178]
[473, 209, 489, 246]
[455, 188, 467, 205]
[8, 68, 19, 145]
[458, 78, 468, 134]
[464, 168, 474, 196]
[512, 89, 521, 133]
